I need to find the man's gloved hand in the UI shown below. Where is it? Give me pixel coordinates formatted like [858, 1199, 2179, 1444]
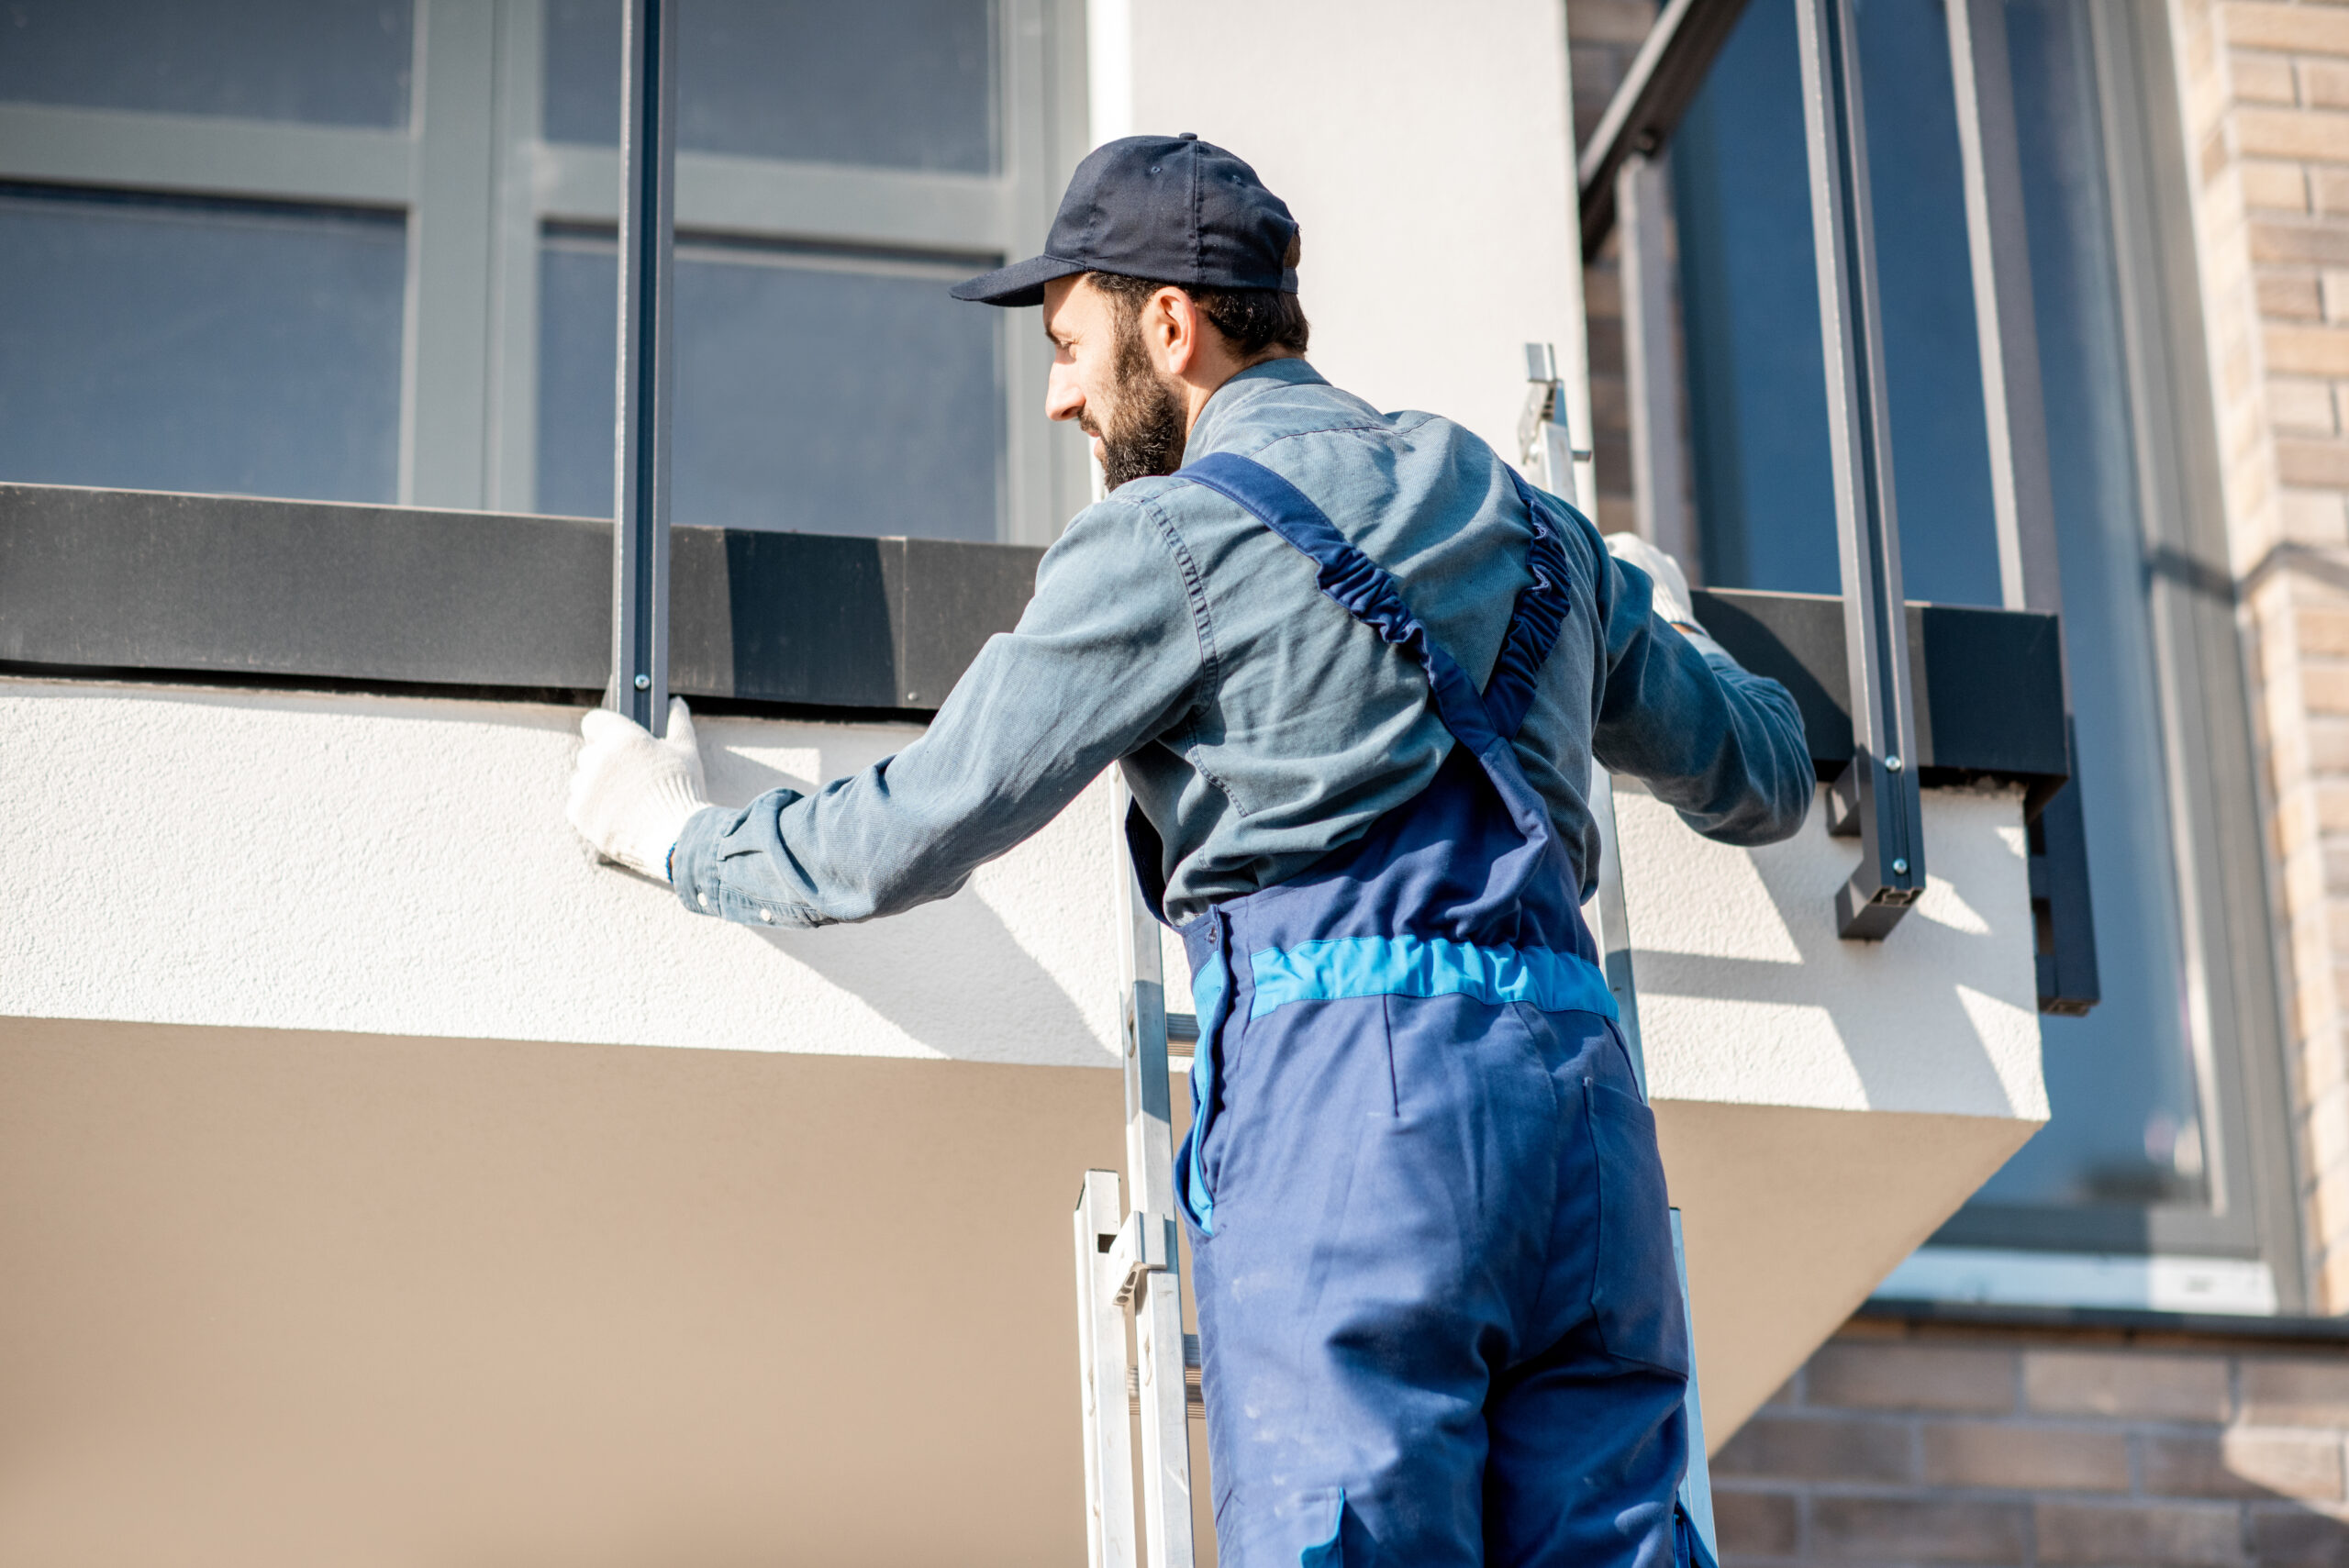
[1604, 530, 1702, 633]
[567, 696, 711, 881]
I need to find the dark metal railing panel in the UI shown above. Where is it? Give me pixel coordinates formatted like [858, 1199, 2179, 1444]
[612, 0, 677, 734]
[1796, 0, 1927, 940]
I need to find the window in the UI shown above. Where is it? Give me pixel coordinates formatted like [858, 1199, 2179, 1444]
[0, 0, 1087, 541]
[0, 0, 414, 503]
[0, 0, 413, 127]
[0, 184, 405, 505]
[1668, 0, 2295, 1292]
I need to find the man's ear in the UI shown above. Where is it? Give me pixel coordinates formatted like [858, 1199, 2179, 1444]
[1155, 285, 1200, 375]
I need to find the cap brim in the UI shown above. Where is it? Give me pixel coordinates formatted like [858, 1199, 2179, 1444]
[949, 252, 1090, 306]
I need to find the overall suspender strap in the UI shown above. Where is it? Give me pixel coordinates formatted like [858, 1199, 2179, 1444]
[1179, 452, 1504, 756]
[1179, 453, 1574, 746]
[1482, 473, 1575, 740]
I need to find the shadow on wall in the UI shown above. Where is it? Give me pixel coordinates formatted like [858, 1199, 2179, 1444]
[1621, 784, 2044, 1122]
[701, 733, 1109, 1067]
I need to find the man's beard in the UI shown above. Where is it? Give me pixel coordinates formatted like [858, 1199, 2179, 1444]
[1087, 320, 1189, 491]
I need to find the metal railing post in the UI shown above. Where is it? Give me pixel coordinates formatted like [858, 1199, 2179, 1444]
[611, 0, 676, 734]
[1796, 0, 1926, 940]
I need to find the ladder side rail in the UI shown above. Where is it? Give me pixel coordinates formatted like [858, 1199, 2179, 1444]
[1671, 1209, 1720, 1566]
[1133, 1264, 1195, 1568]
[1076, 1170, 1139, 1568]
[1113, 780, 1197, 1568]
[1586, 762, 1648, 1099]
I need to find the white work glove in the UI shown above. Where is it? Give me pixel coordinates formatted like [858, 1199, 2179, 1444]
[566, 696, 711, 881]
[1605, 531, 1699, 630]
[1606, 531, 1727, 660]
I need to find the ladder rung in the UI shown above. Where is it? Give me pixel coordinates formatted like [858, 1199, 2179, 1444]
[1128, 1332, 1206, 1416]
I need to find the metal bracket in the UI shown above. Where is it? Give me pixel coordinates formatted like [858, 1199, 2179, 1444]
[1107, 1209, 1176, 1307]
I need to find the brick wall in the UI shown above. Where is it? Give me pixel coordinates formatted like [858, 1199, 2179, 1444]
[1713, 1318, 2349, 1567]
[2168, 0, 2349, 1310]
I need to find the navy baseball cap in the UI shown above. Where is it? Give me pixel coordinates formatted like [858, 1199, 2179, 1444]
[951, 132, 1299, 306]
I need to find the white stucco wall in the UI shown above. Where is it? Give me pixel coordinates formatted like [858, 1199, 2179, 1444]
[4, 680, 2042, 1130]
[1092, 0, 1585, 466]
[1, 680, 1123, 1066]
[1622, 782, 2048, 1123]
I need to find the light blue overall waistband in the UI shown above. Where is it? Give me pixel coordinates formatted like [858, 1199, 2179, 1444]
[1246, 934, 1618, 1021]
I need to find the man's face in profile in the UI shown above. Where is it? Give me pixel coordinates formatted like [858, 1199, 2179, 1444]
[1041, 274, 1188, 491]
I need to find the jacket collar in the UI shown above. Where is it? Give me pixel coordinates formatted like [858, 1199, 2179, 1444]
[1184, 357, 1329, 459]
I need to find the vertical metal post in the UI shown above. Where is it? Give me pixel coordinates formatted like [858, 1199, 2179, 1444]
[1947, 0, 2060, 617]
[1947, 0, 2100, 1013]
[611, 0, 676, 734]
[1617, 152, 1700, 569]
[1796, 0, 1926, 940]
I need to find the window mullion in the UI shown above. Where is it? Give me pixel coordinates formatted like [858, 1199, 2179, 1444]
[485, 0, 547, 514]
[0, 101, 410, 205]
[402, 0, 501, 508]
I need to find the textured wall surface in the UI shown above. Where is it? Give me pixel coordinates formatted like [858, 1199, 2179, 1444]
[0, 677, 1123, 1065]
[1621, 783, 2047, 1122]
[1711, 1316, 2349, 1567]
[6, 680, 2040, 1118]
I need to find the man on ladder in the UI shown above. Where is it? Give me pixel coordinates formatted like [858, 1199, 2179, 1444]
[566, 134, 1811, 1566]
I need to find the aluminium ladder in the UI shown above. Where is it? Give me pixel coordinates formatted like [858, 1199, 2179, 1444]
[1067, 349, 1720, 1567]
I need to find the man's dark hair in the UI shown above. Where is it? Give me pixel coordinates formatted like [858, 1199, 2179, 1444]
[1087, 271, 1310, 357]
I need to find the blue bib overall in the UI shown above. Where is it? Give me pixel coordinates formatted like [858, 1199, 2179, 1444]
[1145, 454, 1692, 1568]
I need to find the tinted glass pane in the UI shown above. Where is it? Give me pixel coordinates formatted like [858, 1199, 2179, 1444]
[1673, 0, 1835, 595]
[0, 0, 412, 128]
[0, 187, 404, 504]
[1972, 0, 2207, 1210]
[544, 0, 995, 173]
[1673, 0, 2000, 605]
[538, 234, 1003, 539]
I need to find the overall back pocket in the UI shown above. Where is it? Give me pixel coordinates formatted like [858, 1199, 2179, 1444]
[1583, 1078, 1691, 1376]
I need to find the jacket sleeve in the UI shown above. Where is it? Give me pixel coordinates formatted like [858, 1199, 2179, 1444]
[668, 499, 1207, 928]
[1582, 518, 1813, 846]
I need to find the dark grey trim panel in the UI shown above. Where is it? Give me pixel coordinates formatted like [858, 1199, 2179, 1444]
[0, 484, 1042, 714]
[1693, 587, 2067, 793]
[0, 486, 2065, 788]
